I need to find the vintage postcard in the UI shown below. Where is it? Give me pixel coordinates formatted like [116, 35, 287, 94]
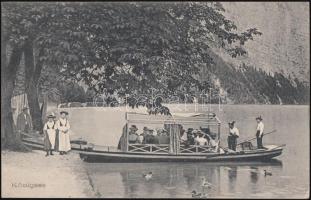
[1, 1, 310, 198]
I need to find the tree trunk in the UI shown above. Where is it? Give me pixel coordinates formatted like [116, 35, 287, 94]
[1, 45, 24, 148]
[24, 41, 44, 132]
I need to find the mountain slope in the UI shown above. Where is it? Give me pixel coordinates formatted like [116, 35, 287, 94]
[218, 2, 309, 84]
[199, 48, 310, 105]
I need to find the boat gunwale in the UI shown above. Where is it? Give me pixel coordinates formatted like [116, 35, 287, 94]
[22, 137, 283, 157]
[78, 147, 283, 157]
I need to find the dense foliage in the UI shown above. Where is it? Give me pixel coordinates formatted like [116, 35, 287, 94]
[5, 2, 308, 148]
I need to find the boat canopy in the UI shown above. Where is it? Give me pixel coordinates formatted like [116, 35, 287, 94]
[126, 112, 221, 126]
[118, 112, 222, 153]
[59, 107, 221, 151]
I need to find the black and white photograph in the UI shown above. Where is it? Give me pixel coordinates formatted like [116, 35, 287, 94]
[1, 1, 310, 198]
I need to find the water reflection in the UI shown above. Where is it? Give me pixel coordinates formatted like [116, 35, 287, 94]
[85, 160, 283, 198]
[250, 166, 259, 184]
[228, 166, 237, 192]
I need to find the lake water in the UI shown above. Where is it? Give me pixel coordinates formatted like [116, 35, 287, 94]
[80, 105, 309, 198]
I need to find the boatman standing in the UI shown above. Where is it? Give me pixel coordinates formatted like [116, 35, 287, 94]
[56, 111, 71, 155]
[256, 116, 265, 149]
[228, 121, 239, 151]
[43, 114, 57, 156]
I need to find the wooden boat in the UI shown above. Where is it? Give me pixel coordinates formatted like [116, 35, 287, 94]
[79, 112, 284, 162]
[22, 112, 284, 163]
[21, 134, 89, 152]
[78, 144, 284, 163]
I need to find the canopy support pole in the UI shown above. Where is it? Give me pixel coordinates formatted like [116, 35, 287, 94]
[218, 123, 221, 141]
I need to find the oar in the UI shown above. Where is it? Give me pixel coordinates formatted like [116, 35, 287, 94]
[236, 129, 277, 146]
[223, 129, 277, 150]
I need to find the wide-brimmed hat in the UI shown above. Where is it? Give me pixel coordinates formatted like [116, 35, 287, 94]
[129, 125, 138, 131]
[47, 114, 56, 119]
[228, 121, 236, 125]
[60, 110, 69, 115]
[256, 116, 263, 121]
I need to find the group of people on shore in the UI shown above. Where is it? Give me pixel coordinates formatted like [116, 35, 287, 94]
[15, 107, 72, 156]
[43, 111, 71, 156]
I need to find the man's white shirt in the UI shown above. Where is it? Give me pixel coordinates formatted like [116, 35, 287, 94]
[256, 121, 264, 136]
[229, 127, 239, 137]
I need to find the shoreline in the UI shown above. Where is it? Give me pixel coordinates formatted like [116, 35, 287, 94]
[1, 150, 96, 198]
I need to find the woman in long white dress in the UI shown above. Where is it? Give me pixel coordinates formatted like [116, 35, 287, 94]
[43, 114, 57, 156]
[56, 111, 71, 155]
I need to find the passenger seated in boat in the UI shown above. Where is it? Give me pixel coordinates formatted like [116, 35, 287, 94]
[180, 127, 187, 144]
[128, 125, 139, 144]
[143, 128, 159, 144]
[205, 134, 219, 152]
[158, 129, 170, 144]
[200, 127, 210, 135]
[195, 131, 208, 146]
[189, 129, 199, 145]
[137, 132, 144, 144]
[186, 128, 195, 145]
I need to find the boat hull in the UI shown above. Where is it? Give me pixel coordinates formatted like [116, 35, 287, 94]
[21, 137, 283, 163]
[79, 148, 283, 163]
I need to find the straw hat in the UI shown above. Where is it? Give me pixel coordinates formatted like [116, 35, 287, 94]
[47, 114, 56, 119]
[60, 110, 69, 115]
[256, 116, 263, 121]
[228, 121, 236, 125]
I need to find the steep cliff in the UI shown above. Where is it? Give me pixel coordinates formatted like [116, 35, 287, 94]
[218, 2, 309, 84]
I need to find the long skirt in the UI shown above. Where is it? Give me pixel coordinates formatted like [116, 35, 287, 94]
[58, 131, 71, 152]
[44, 131, 56, 150]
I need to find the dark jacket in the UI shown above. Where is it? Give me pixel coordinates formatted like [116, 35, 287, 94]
[16, 113, 32, 132]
